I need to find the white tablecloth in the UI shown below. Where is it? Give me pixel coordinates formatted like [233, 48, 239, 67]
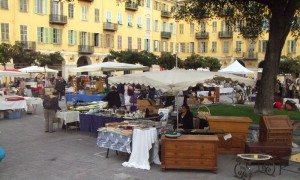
[0, 99, 27, 111]
[122, 128, 160, 170]
[220, 87, 234, 94]
[24, 97, 42, 112]
[56, 111, 80, 126]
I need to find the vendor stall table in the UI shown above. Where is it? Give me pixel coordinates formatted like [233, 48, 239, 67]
[79, 114, 124, 134]
[24, 97, 42, 113]
[56, 111, 80, 129]
[122, 128, 160, 170]
[66, 94, 106, 102]
[0, 97, 27, 111]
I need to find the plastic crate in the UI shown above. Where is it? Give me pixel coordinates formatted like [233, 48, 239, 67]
[5, 111, 22, 119]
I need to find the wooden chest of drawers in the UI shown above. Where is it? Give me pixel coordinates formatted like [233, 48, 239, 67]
[161, 135, 219, 173]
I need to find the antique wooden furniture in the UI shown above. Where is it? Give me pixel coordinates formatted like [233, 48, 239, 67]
[245, 142, 291, 165]
[259, 115, 293, 146]
[161, 135, 219, 173]
[207, 116, 252, 154]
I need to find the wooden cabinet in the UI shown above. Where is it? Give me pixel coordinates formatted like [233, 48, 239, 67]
[161, 135, 219, 173]
[207, 116, 252, 154]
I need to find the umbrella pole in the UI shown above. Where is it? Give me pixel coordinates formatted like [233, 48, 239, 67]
[176, 93, 179, 130]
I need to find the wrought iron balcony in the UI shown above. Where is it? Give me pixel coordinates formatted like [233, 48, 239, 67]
[195, 32, 209, 39]
[49, 14, 67, 25]
[103, 22, 118, 31]
[125, 2, 138, 11]
[161, 10, 172, 18]
[218, 31, 233, 38]
[15, 41, 36, 51]
[161, 31, 171, 39]
[78, 45, 94, 54]
[243, 52, 258, 59]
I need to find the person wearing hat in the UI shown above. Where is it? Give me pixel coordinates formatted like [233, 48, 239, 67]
[102, 86, 121, 108]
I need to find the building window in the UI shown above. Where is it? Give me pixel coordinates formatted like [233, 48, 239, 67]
[179, 24, 184, 34]
[288, 40, 296, 53]
[190, 23, 194, 34]
[35, 0, 47, 14]
[200, 22, 206, 32]
[68, 4, 74, 19]
[154, 20, 158, 31]
[118, 35, 122, 49]
[259, 40, 268, 53]
[68, 30, 77, 45]
[19, 0, 28, 12]
[212, 21, 217, 33]
[128, 37, 132, 50]
[51, 28, 61, 44]
[137, 17, 142, 28]
[212, 41, 217, 53]
[223, 41, 229, 53]
[146, 18, 150, 31]
[95, 9, 100, 22]
[236, 41, 242, 53]
[170, 23, 173, 33]
[154, 40, 159, 52]
[198, 42, 207, 53]
[20, 25, 28, 41]
[117, 12, 122, 25]
[137, 38, 141, 50]
[179, 43, 185, 53]
[128, 15, 133, 27]
[93, 33, 99, 47]
[106, 10, 112, 22]
[146, 0, 150, 8]
[37, 27, 48, 43]
[145, 39, 150, 51]
[1, 23, 9, 41]
[81, 6, 88, 21]
[0, 0, 8, 9]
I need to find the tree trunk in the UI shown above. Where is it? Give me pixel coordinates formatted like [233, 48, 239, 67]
[254, 4, 295, 115]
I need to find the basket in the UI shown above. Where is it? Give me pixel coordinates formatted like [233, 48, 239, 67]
[197, 105, 211, 119]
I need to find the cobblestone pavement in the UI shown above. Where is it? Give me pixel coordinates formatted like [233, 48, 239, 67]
[0, 100, 299, 180]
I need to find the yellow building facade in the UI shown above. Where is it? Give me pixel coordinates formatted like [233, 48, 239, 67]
[0, 0, 299, 78]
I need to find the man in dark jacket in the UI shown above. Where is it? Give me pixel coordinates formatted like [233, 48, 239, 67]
[102, 86, 121, 108]
[55, 76, 65, 101]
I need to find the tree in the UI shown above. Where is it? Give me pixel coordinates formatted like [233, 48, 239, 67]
[11, 42, 38, 67]
[109, 50, 158, 67]
[36, 51, 64, 72]
[183, 54, 204, 70]
[203, 57, 221, 71]
[279, 56, 300, 75]
[175, 0, 300, 115]
[157, 52, 183, 70]
[0, 43, 13, 69]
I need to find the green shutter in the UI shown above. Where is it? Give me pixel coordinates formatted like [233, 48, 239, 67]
[68, 30, 71, 45]
[44, 0, 48, 14]
[74, 31, 77, 45]
[49, 28, 53, 44]
[34, 0, 38, 13]
[58, 29, 61, 44]
[37, 27, 41, 43]
[45, 27, 49, 43]
[166, 42, 168, 52]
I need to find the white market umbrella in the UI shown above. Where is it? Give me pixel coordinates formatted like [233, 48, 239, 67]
[218, 60, 254, 75]
[70, 62, 149, 73]
[109, 69, 255, 95]
[0, 70, 29, 78]
[18, 66, 58, 73]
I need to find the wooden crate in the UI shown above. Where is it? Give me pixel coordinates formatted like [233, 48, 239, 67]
[259, 115, 293, 146]
[207, 116, 252, 154]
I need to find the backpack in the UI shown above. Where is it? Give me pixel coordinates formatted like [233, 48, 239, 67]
[43, 96, 55, 109]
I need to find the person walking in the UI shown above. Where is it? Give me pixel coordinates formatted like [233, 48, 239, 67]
[54, 76, 65, 101]
[43, 95, 61, 133]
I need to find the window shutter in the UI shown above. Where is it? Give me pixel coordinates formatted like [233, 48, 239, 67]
[37, 27, 41, 43]
[111, 35, 114, 48]
[45, 28, 49, 43]
[166, 42, 168, 52]
[68, 30, 71, 45]
[58, 29, 61, 44]
[49, 28, 53, 44]
[44, 0, 48, 14]
[144, 39, 147, 50]
[74, 31, 77, 45]
[60, 2, 63, 15]
[159, 41, 162, 52]
[100, 34, 104, 48]
[34, 0, 37, 13]
[186, 43, 189, 53]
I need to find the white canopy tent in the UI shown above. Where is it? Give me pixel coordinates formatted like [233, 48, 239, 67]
[18, 66, 58, 73]
[218, 60, 254, 75]
[0, 70, 29, 78]
[69, 62, 149, 73]
[109, 69, 255, 95]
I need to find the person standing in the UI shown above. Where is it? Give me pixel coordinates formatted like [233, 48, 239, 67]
[95, 78, 104, 93]
[54, 76, 65, 101]
[117, 83, 125, 106]
[102, 86, 121, 108]
[176, 104, 194, 129]
[43, 95, 61, 133]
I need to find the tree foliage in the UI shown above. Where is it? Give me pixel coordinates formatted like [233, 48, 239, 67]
[12, 42, 38, 66]
[157, 52, 183, 70]
[0, 43, 13, 69]
[36, 51, 64, 68]
[109, 50, 158, 67]
[175, 0, 300, 115]
[183, 54, 204, 70]
[279, 56, 300, 74]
